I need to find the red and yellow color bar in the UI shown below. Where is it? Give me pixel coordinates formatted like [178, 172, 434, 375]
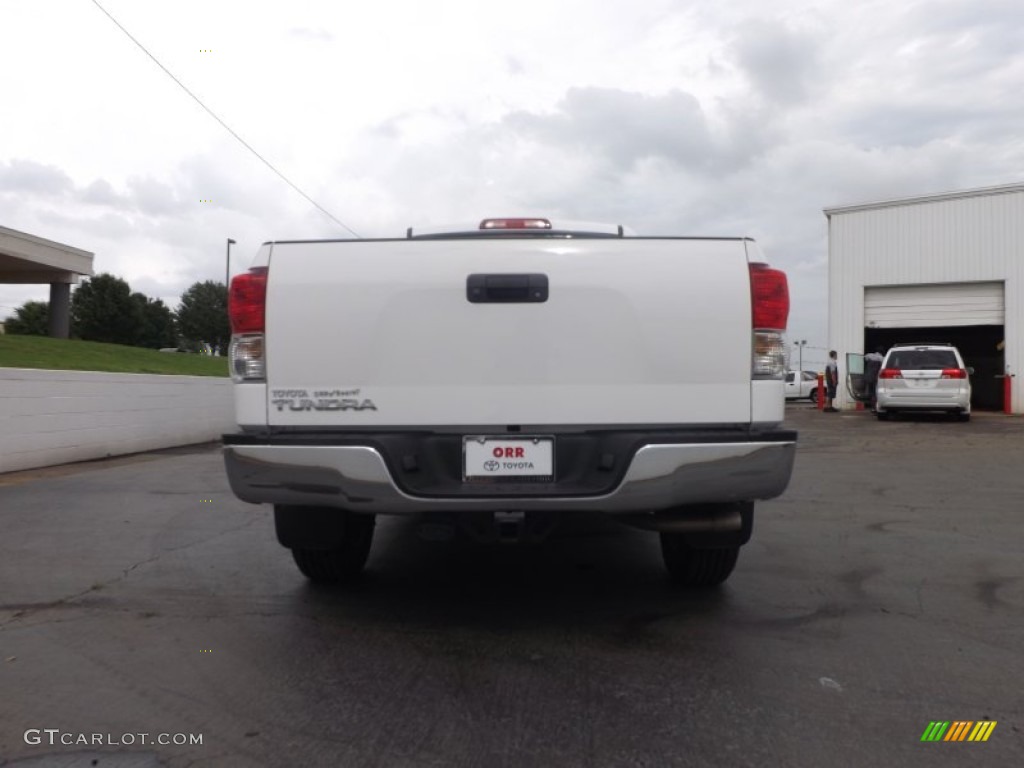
[921, 721, 997, 742]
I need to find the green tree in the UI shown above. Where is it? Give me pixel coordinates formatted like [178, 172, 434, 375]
[71, 273, 143, 345]
[131, 293, 178, 349]
[4, 300, 50, 335]
[176, 281, 229, 350]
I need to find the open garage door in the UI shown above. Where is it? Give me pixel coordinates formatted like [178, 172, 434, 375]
[865, 282, 1003, 328]
[864, 282, 1005, 410]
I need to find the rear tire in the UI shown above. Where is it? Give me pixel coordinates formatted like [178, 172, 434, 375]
[290, 514, 375, 584]
[876, 410, 890, 421]
[660, 534, 739, 587]
[808, 388, 818, 403]
[957, 411, 971, 422]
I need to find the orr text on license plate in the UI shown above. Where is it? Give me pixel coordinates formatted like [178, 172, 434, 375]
[463, 437, 554, 480]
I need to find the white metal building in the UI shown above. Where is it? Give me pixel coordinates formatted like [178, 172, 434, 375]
[824, 182, 1023, 414]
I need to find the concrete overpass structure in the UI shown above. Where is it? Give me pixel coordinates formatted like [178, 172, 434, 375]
[0, 225, 94, 338]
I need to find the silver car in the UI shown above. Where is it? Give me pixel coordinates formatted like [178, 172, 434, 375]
[875, 344, 972, 421]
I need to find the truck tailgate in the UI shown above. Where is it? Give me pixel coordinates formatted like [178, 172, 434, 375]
[264, 238, 752, 426]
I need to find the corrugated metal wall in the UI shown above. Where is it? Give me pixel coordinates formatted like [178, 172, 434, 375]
[827, 186, 1024, 412]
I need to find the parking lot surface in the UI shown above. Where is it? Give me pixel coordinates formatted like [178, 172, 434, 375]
[2, 406, 1022, 767]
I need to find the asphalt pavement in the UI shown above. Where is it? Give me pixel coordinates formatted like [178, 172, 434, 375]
[1, 406, 1022, 767]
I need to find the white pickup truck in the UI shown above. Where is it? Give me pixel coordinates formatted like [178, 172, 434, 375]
[223, 218, 796, 587]
[784, 370, 820, 402]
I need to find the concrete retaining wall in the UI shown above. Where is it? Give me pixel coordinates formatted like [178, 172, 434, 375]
[0, 368, 235, 474]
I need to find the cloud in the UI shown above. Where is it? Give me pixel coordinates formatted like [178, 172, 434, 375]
[839, 102, 1014, 150]
[505, 56, 525, 75]
[901, 0, 1024, 65]
[0, 159, 74, 197]
[1, 151, 285, 227]
[730, 19, 820, 106]
[127, 176, 190, 217]
[3, 161, 193, 220]
[288, 27, 334, 42]
[505, 87, 715, 173]
[79, 179, 123, 206]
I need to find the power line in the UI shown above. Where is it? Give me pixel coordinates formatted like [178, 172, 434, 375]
[88, 0, 361, 238]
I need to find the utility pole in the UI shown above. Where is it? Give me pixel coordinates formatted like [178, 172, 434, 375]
[794, 339, 807, 372]
[226, 238, 236, 289]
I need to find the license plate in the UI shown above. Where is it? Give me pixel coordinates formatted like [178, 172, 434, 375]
[463, 436, 554, 480]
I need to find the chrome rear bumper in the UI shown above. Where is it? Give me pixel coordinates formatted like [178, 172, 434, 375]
[224, 439, 796, 517]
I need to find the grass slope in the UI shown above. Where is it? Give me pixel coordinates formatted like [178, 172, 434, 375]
[0, 334, 230, 377]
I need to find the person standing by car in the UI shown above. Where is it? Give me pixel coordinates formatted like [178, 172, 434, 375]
[864, 347, 885, 411]
[825, 350, 839, 412]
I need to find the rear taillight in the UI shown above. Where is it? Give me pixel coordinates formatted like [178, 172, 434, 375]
[229, 267, 267, 333]
[228, 267, 268, 382]
[879, 368, 902, 379]
[749, 264, 789, 330]
[749, 263, 789, 379]
[941, 368, 968, 379]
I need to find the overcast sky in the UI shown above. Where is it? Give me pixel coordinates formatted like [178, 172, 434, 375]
[2, 0, 1022, 365]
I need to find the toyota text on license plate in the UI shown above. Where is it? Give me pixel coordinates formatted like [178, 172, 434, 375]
[463, 437, 554, 480]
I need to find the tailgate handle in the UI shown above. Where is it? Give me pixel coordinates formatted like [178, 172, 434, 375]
[467, 273, 548, 303]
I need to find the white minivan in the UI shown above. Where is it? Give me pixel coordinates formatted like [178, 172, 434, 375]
[875, 344, 972, 421]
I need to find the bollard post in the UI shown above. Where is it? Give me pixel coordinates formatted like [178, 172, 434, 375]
[1004, 373, 1014, 415]
[817, 373, 825, 410]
